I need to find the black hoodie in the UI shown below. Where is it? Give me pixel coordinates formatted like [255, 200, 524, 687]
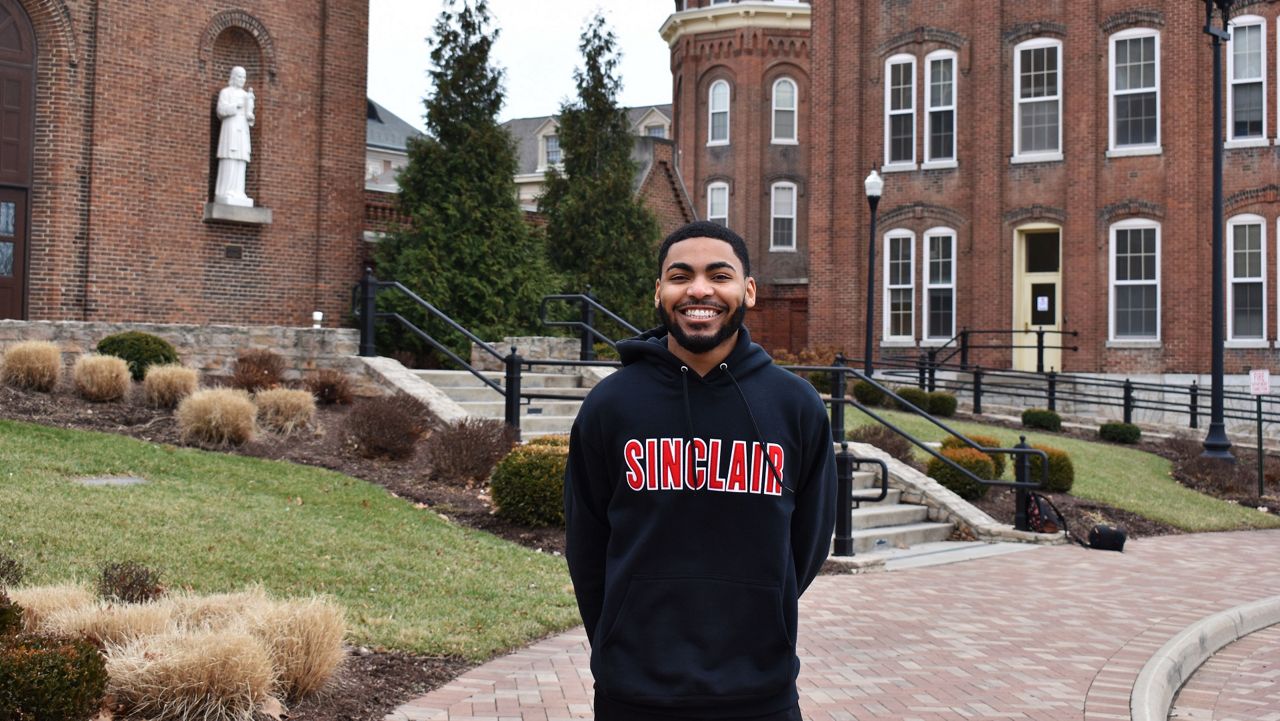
[564, 327, 836, 718]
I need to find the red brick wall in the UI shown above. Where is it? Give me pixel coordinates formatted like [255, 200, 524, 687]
[22, 1, 367, 328]
[636, 137, 695, 238]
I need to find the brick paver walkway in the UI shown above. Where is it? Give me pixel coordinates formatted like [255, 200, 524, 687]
[389, 530, 1280, 721]
[1169, 624, 1280, 721]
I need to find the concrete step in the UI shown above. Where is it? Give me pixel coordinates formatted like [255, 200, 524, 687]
[844, 521, 955, 554]
[443, 385, 591, 402]
[850, 488, 903, 505]
[850, 470, 881, 490]
[458, 400, 584, 417]
[516, 415, 578, 434]
[414, 369, 582, 389]
[850, 503, 929, 530]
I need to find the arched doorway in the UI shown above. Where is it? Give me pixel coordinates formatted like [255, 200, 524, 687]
[0, 0, 33, 319]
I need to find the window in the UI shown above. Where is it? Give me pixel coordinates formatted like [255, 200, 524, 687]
[544, 135, 561, 166]
[706, 182, 729, 227]
[925, 52, 956, 164]
[645, 124, 666, 138]
[1109, 221, 1160, 341]
[770, 182, 796, 251]
[1228, 215, 1266, 341]
[1109, 29, 1160, 151]
[1228, 17, 1265, 142]
[1014, 39, 1062, 160]
[772, 78, 797, 143]
[924, 229, 955, 340]
[884, 55, 915, 167]
[884, 231, 916, 341]
[708, 80, 730, 145]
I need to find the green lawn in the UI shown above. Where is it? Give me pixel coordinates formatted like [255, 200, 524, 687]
[0, 419, 579, 660]
[847, 408, 1280, 532]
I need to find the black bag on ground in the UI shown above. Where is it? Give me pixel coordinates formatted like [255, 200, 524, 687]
[1087, 524, 1127, 552]
[1025, 492, 1065, 534]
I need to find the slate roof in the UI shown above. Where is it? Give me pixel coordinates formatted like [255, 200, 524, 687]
[503, 104, 673, 176]
[367, 99, 424, 152]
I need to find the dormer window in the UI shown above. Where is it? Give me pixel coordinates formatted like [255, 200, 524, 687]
[645, 124, 666, 138]
[545, 135, 561, 166]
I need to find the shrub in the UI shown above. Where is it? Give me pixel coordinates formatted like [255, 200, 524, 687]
[0, 554, 26, 589]
[96, 331, 179, 382]
[1021, 407, 1062, 432]
[0, 340, 61, 392]
[142, 364, 198, 408]
[0, 633, 108, 720]
[343, 394, 433, 460]
[526, 434, 570, 448]
[941, 434, 1007, 478]
[927, 391, 958, 417]
[166, 588, 270, 631]
[1100, 421, 1142, 444]
[423, 417, 518, 486]
[490, 446, 567, 527]
[255, 388, 316, 435]
[105, 629, 275, 721]
[774, 347, 844, 396]
[72, 354, 131, 402]
[925, 447, 994, 501]
[176, 389, 256, 447]
[6, 585, 96, 634]
[243, 597, 345, 699]
[304, 368, 353, 405]
[99, 560, 165, 604]
[846, 425, 916, 466]
[893, 386, 931, 411]
[1029, 444, 1075, 493]
[43, 602, 173, 648]
[851, 380, 886, 407]
[0, 592, 20, 636]
[231, 349, 285, 393]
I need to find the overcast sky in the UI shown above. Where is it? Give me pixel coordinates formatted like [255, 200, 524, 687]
[367, 1, 675, 131]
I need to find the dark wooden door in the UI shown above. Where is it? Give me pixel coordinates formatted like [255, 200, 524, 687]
[0, 186, 25, 318]
[0, 0, 34, 319]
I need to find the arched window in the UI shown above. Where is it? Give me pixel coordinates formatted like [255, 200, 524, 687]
[1013, 38, 1063, 161]
[884, 54, 915, 168]
[770, 182, 797, 250]
[1109, 220, 1161, 341]
[1227, 214, 1266, 342]
[708, 80, 730, 145]
[706, 181, 729, 227]
[923, 228, 956, 340]
[772, 77, 797, 144]
[1227, 15, 1266, 144]
[924, 50, 956, 165]
[883, 229, 916, 341]
[1108, 28, 1160, 153]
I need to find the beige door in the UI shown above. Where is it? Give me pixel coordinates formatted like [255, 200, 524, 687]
[1012, 227, 1062, 372]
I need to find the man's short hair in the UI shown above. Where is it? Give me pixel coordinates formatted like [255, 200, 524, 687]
[657, 221, 751, 277]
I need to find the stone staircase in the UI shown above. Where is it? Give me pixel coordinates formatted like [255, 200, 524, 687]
[846, 468, 954, 553]
[413, 368, 589, 438]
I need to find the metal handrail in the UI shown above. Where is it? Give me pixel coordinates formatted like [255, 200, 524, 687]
[539, 292, 643, 357]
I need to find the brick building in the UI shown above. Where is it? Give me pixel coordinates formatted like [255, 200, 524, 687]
[664, 0, 1280, 375]
[0, 0, 368, 327]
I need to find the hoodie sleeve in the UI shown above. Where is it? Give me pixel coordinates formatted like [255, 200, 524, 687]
[790, 402, 836, 595]
[564, 412, 611, 643]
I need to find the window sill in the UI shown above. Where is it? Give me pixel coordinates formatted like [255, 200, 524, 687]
[1010, 152, 1064, 165]
[1224, 138, 1269, 149]
[1224, 339, 1270, 349]
[881, 162, 917, 174]
[921, 160, 958, 170]
[769, 246, 797, 253]
[880, 339, 917, 349]
[770, 138, 799, 146]
[919, 338, 956, 348]
[706, 140, 730, 147]
[1106, 146, 1162, 158]
[1106, 339, 1161, 349]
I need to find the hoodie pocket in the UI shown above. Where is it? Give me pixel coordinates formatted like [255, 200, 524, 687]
[595, 575, 792, 704]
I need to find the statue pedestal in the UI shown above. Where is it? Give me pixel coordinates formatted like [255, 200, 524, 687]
[203, 202, 272, 225]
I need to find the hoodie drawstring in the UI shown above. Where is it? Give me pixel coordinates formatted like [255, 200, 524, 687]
[719, 362, 793, 494]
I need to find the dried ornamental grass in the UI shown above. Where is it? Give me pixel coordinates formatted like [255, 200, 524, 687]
[106, 628, 277, 721]
[165, 587, 271, 630]
[176, 388, 257, 447]
[304, 368, 354, 405]
[6, 583, 96, 634]
[73, 353, 131, 402]
[42, 600, 174, 647]
[143, 364, 198, 408]
[243, 597, 346, 699]
[1, 340, 61, 392]
[255, 388, 317, 435]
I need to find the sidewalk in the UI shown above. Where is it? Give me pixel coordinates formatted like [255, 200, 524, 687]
[388, 529, 1280, 721]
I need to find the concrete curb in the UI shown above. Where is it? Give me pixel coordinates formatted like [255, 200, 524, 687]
[1130, 594, 1280, 721]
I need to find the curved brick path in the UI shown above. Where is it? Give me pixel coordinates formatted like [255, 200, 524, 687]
[388, 530, 1280, 721]
[1169, 624, 1280, 721]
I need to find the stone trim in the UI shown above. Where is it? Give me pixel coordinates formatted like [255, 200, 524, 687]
[661, 2, 810, 47]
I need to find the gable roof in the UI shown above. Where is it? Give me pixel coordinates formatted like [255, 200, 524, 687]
[503, 104, 673, 176]
[367, 98, 424, 153]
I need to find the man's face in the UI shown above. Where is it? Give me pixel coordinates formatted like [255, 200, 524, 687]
[655, 236, 756, 355]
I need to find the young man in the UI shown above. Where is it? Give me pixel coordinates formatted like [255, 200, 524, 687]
[564, 221, 837, 720]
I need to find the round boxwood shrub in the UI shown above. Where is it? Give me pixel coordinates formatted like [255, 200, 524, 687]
[1021, 407, 1062, 432]
[894, 386, 931, 411]
[1099, 421, 1141, 444]
[940, 434, 1007, 478]
[0, 592, 21, 636]
[96, 331, 179, 382]
[526, 434, 570, 448]
[927, 391, 958, 417]
[490, 446, 567, 528]
[1029, 444, 1074, 493]
[852, 380, 886, 407]
[925, 447, 994, 501]
[0, 633, 108, 719]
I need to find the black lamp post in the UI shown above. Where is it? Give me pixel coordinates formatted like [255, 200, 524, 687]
[864, 169, 883, 376]
[1202, 0, 1235, 460]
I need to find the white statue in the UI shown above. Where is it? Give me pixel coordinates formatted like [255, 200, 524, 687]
[214, 66, 256, 207]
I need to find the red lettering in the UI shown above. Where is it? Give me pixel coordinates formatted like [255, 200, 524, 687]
[645, 439, 659, 490]
[750, 443, 764, 494]
[624, 439, 644, 491]
[689, 438, 708, 490]
[765, 444, 785, 496]
[727, 441, 748, 492]
[661, 438, 683, 490]
[707, 439, 725, 491]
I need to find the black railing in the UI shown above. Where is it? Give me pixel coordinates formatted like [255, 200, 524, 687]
[922, 328, 1080, 374]
[538, 290, 642, 361]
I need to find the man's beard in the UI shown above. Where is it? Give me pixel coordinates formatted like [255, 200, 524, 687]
[657, 301, 747, 354]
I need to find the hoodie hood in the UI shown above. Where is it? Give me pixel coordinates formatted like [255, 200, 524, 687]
[616, 326, 773, 381]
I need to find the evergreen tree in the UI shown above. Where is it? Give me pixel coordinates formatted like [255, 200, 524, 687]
[377, 0, 555, 361]
[539, 13, 661, 333]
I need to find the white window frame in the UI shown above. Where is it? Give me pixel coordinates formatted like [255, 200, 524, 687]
[924, 50, 958, 168]
[771, 77, 798, 144]
[1012, 38, 1064, 163]
[1227, 214, 1267, 344]
[708, 79, 730, 146]
[706, 181, 729, 227]
[1108, 29, 1161, 156]
[1107, 220, 1162, 343]
[883, 229, 916, 343]
[770, 181, 797, 252]
[1226, 16, 1267, 147]
[883, 54, 916, 171]
[923, 228, 956, 341]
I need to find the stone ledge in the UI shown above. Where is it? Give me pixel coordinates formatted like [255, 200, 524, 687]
[203, 202, 272, 225]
